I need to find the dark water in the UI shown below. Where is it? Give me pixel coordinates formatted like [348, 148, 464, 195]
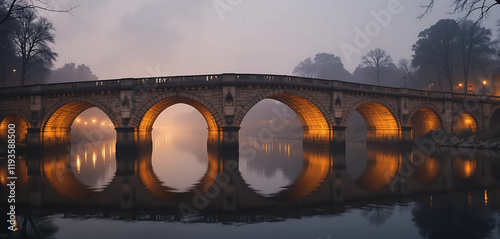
[2, 130, 500, 239]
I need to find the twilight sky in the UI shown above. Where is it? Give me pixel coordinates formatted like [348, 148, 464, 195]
[46, 0, 500, 80]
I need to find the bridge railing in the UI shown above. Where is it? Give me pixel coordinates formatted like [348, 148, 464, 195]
[133, 75, 221, 86]
[0, 85, 32, 95]
[1, 73, 500, 102]
[40, 80, 122, 92]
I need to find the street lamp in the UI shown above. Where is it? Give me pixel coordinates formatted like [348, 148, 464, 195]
[483, 80, 487, 95]
[12, 69, 16, 83]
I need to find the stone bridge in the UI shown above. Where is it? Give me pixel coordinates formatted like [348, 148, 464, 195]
[1, 73, 500, 148]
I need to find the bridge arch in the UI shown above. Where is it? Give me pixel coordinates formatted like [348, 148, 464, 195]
[133, 93, 223, 135]
[453, 112, 479, 134]
[408, 105, 444, 138]
[343, 99, 401, 141]
[0, 111, 31, 145]
[41, 98, 120, 145]
[490, 106, 500, 130]
[235, 89, 332, 142]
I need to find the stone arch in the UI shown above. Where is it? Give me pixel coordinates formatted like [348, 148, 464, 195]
[343, 98, 401, 141]
[41, 97, 120, 145]
[234, 89, 333, 143]
[454, 111, 479, 134]
[489, 106, 500, 130]
[235, 89, 333, 128]
[42, 97, 120, 130]
[0, 110, 32, 128]
[408, 105, 445, 138]
[0, 111, 31, 145]
[132, 92, 224, 133]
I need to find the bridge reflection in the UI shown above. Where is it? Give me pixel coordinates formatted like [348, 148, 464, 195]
[2, 138, 500, 218]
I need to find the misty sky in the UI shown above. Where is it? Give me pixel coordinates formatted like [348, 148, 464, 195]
[47, 0, 500, 80]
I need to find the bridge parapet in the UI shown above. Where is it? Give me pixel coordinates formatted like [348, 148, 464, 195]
[1, 73, 500, 149]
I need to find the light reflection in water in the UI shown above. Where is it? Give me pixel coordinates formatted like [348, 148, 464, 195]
[239, 138, 303, 196]
[454, 158, 477, 179]
[150, 129, 208, 193]
[69, 139, 116, 192]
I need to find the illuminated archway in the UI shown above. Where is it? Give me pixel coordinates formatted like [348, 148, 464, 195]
[238, 92, 331, 143]
[454, 112, 477, 134]
[135, 96, 220, 141]
[0, 115, 29, 145]
[409, 108, 443, 138]
[345, 101, 400, 142]
[42, 100, 119, 145]
[490, 107, 500, 130]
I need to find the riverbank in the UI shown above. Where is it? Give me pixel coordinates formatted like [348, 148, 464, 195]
[429, 129, 500, 150]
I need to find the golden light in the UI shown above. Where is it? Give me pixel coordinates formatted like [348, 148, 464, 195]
[454, 113, 477, 134]
[485, 189, 488, 206]
[76, 119, 80, 123]
[102, 122, 105, 125]
[459, 83, 463, 87]
[92, 119, 96, 123]
[84, 121, 88, 125]
[454, 158, 477, 179]
[356, 102, 400, 141]
[355, 149, 399, 192]
[410, 108, 443, 138]
[92, 150, 96, 169]
[76, 155, 81, 173]
[12, 69, 16, 73]
[483, 80, 487, 85]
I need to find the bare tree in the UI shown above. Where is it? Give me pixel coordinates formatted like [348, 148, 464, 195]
[398, 58, 417, 87]
[419, 0, 499, 22]
[12, 8, 57, 85]
[293, 57, 317, 78]
[361, 48, 394, 85]
[0, 0, 76, 25]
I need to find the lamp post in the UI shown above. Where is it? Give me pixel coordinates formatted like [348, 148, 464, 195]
[12, 69, 16, 84]
[483, 80, 487, 95]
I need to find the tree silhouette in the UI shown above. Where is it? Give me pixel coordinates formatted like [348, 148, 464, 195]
[293, 53, 352, 80]
[412, 19, 460, 92]
[419, 0, 500, 22]
[293, 57, 317, 78]
[12, 8, 57, 85]
[360, 48, 394, 85]
[412, 19, 496, 92]
[0, 0, 76, 25]
[49, 63, 98, 83]
[458, 20, 496, 93]
[398, 58, 417, 88]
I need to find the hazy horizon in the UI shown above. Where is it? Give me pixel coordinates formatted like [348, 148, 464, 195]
[47, 1, 500, 80]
